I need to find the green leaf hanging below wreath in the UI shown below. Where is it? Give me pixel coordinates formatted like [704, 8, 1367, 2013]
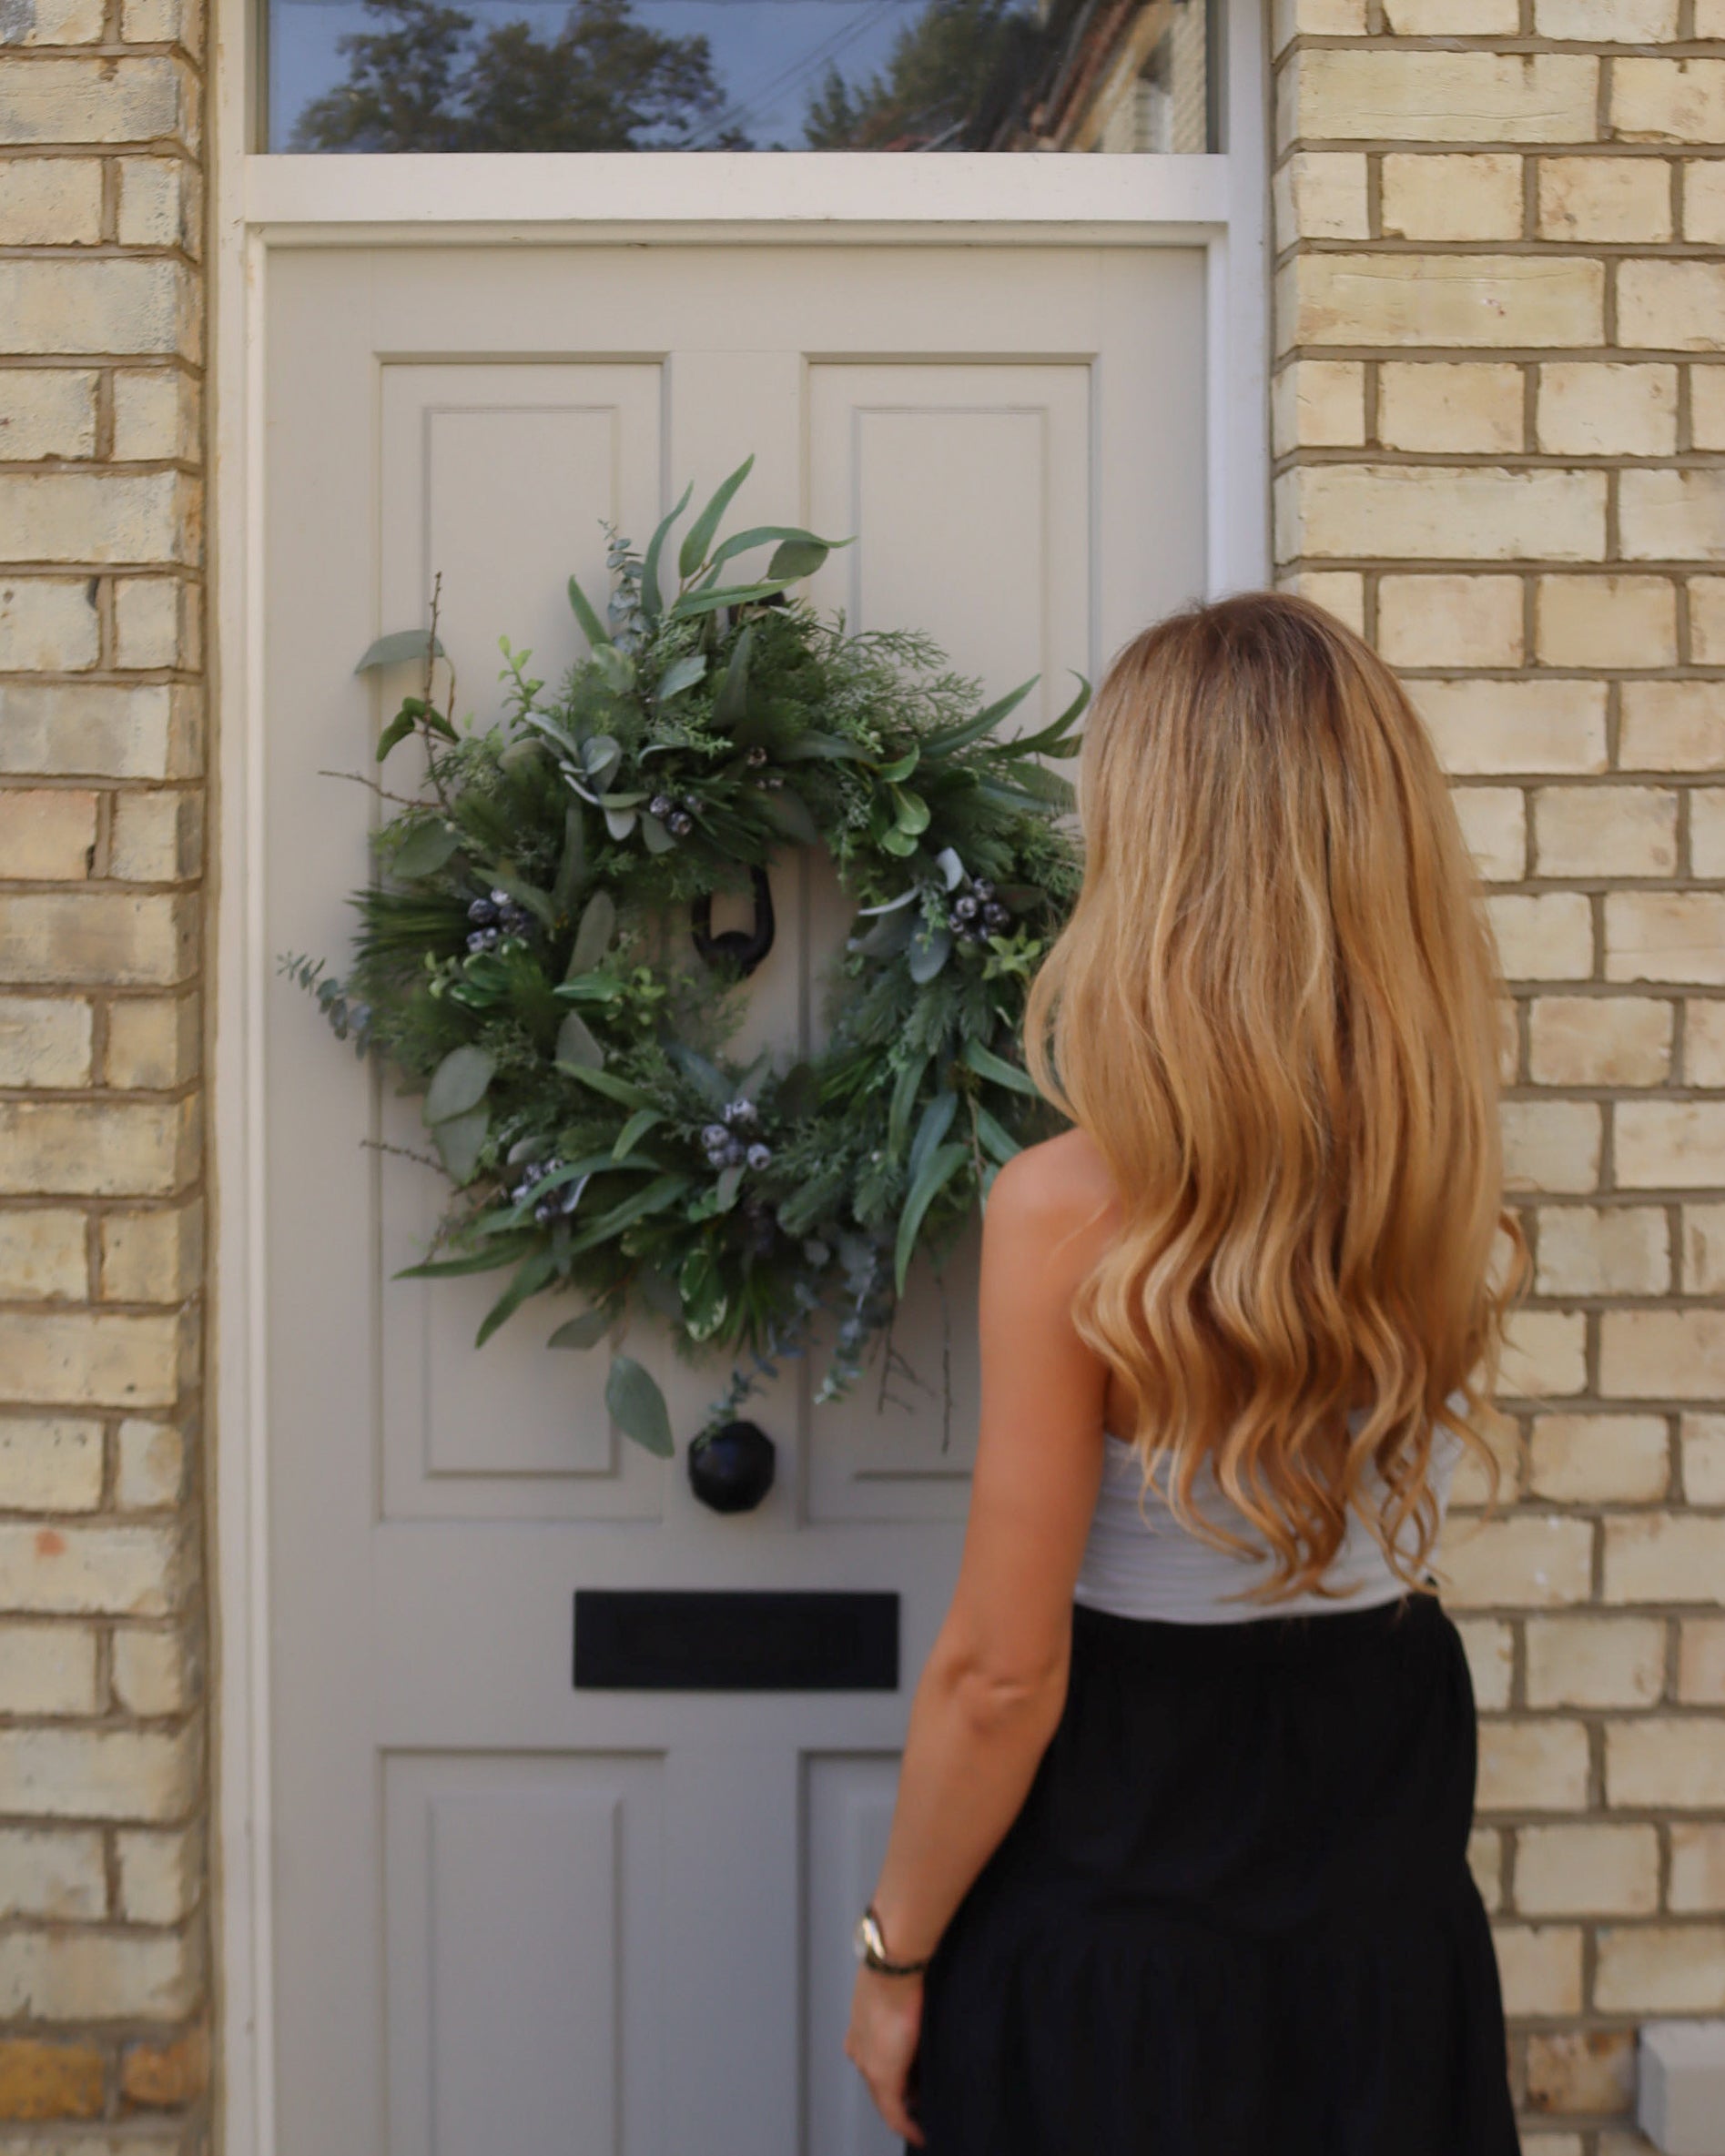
[285, 457, 1086, 1459]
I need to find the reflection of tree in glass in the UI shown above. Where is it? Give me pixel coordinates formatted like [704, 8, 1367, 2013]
[802, 0, 1041, 149]
[291, 0, 747, 150]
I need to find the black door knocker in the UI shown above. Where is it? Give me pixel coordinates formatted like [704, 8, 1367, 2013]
[687, 1420, 777, 1514]
[691, 865, 776, 978]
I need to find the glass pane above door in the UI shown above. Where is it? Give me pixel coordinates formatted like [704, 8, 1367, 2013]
[266, 0, 1215, 152]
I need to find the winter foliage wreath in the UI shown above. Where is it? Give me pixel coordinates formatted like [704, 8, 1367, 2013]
[285, 459, 1086, 1482]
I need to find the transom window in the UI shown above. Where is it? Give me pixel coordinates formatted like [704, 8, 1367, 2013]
[265, 0, 1217, 152]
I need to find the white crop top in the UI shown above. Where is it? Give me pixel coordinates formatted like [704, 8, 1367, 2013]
[1072, 1392, 1468, 1625]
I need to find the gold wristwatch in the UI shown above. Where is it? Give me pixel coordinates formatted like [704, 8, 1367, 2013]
[853, 1904, 929, 1977]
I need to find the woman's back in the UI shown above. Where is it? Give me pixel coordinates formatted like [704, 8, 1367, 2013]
[1074, 1394, 1468, 1625]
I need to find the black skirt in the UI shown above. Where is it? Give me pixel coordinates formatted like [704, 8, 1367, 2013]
[911, 1589, 1520, 2156]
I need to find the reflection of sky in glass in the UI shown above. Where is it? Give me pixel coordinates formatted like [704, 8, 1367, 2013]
[269, 0, 930, 150]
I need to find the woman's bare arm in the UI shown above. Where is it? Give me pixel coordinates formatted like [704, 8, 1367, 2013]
[846, 1131, 1116, 2141]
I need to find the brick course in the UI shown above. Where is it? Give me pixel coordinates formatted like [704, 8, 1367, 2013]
[0, 0, 208, 2138]
[1276, 0, 1725, 2141]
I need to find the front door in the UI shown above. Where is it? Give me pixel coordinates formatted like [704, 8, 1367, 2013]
[261, 238, 1207, 2156]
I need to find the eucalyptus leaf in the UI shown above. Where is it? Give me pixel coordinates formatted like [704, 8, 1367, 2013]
[548, 1306, 614, 1351]
[605, 1352, 675, 1459]
[715, 1162, 745, 1212]
[678, 454, 756, 580]
[604, 805, 638, 841]
[894, 1140, 969, 1297]
[672, 579, 792, 622]
[655, 653, 707, 703]
[559, 1061, 653, 1110]
[920, 677, 1040, 760]
[581, 734, 623, 784]
[424, 1043, 495, 1125]
[974, 1104, 1021, 1165]
[852, 906, 917, 959]
[705, 523, 845, 577]
[391, 820, 460, 879]
[934, 846, 966, 890]
[594, 647, 635, 696]
[640, 813, 676, 855]
[855, 885, 922, 916]
[906, 924, 952, 984]
[568, 889, 616, 977]
[554, 1008, 605, 1070]
[393, 1231, 537, 1281]
[431, 1104, 489, 1185]
[766, 537, 828, 582]
[779, 731, 868, 763]
[888, 1054, 930, 1159]
[612, 1106, 665, 1159]
[356, 628, 446, 674]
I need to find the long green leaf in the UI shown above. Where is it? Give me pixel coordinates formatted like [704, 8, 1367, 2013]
[894, 1140, 969, 1297]
[779, 731, 868, 763]
[391, 820, 460, 879]
[566, 889, 616, 979]
[974, 1104, 1021, 1165]
[640, 480, 693, 624]
[888, 1053, 930, 1159]
[564, 1173, 694, 1257]
[705, 524, 845, 577]
[920, 677, 1040, 760]
[567, 572, 612, 650]
[961, 1036, 1041, 1098]
[612, 1107, 665, 1159]
[356, 628, 446, 673]
[705, 629, 748, 731]
[672, 579, 793, 622]
[908, 1088, 958, 1185]
[756, 785, 819, 847]
[665, 1041, 733, 1114]
[994, 673, 1091, 759]
[475, 1245, 560, 1349]
[558, 1061, 653, 1110]
[552, 806, 586, 914]
[376, 706, 418, 762]
[766, 537, 828, 581]
[678, 455, 755, 580]
[605, 1352, 675, 1458]
[393, 1231, 536, 1281]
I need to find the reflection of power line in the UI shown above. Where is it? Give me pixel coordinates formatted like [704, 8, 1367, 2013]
[685, 0, 905, 144]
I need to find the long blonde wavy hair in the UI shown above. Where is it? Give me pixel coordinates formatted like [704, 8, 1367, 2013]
[1021, 592, 1528, 1604]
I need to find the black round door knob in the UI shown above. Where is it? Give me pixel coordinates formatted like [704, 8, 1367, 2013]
[688, 1420, 776, 1513]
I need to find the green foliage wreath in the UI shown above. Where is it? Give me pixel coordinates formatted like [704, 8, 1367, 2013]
[284, 458, 1086, 1460]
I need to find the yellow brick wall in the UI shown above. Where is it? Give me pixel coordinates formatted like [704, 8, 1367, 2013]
[1273, 0, 1725, 2143]
[0, 0, 208, 2142]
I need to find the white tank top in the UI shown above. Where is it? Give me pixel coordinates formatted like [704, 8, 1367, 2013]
[1072, 1392, 1468, 1625]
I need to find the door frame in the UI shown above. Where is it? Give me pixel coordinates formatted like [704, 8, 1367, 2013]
[207, 1, 1269, 2144]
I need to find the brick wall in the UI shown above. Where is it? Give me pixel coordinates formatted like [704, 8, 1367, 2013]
[0, 0, 209, 2145]
[1273, 0, 1725, 2145]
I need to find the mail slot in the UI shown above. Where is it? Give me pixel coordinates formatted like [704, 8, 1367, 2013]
[573, 1588, 899, 1693]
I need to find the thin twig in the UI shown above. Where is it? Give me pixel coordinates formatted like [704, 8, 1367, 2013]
[360, 1137, 444, 1174]
[318, 768, 432, 810]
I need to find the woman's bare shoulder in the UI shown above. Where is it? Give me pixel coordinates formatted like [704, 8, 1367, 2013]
[985, 1125, 1121, 1268]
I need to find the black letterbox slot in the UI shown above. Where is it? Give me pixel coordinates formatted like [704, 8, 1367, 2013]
[573, 1588, 899, 1693]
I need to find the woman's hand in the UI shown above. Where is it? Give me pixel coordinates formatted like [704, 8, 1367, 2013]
[844, 1965, 927, 2147]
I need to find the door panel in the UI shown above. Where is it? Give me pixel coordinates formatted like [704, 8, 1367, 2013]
[264, 240, 1206, 2156]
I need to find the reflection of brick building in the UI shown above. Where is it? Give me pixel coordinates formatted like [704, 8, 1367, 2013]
[994, 0, 1211, 152]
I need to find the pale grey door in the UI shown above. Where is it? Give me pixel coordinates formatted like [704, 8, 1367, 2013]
[261, 238, 1207, 2156]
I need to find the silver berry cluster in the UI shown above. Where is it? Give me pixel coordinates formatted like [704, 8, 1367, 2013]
[647, 792, 697, 838]
[945, 876, 1011, 944]
[702, 1098, 773, 1173]
[467, 887, 534, 953]
[510, 1157, 582, 1227]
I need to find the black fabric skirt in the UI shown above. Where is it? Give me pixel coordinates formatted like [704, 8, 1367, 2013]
[911, 1589, 1520, 2156]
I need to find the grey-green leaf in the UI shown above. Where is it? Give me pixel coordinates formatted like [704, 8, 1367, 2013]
[552, 806, 587, 913]
[548, 1306, 613, 1351]
[431, 1105, 489, 1185]
[907, 924, 952, 984]
[908, 1088, 958, 1185]
[640, 481, 693, 624]
[356, 628, 447, 674]
[757, 784, 819, 847]
[568, 889, 616, 977]
[605, 1352, 675, 1458]
[961, 1036, 1040, 1098]
[391, 820, 461, 880]
[766, 537, 828, 582]
[554, 1008, 605, 1070]
[424, 1043, 495, 1125]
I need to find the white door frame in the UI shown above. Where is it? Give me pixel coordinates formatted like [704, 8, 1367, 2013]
[207, 0, 1268, 2143]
